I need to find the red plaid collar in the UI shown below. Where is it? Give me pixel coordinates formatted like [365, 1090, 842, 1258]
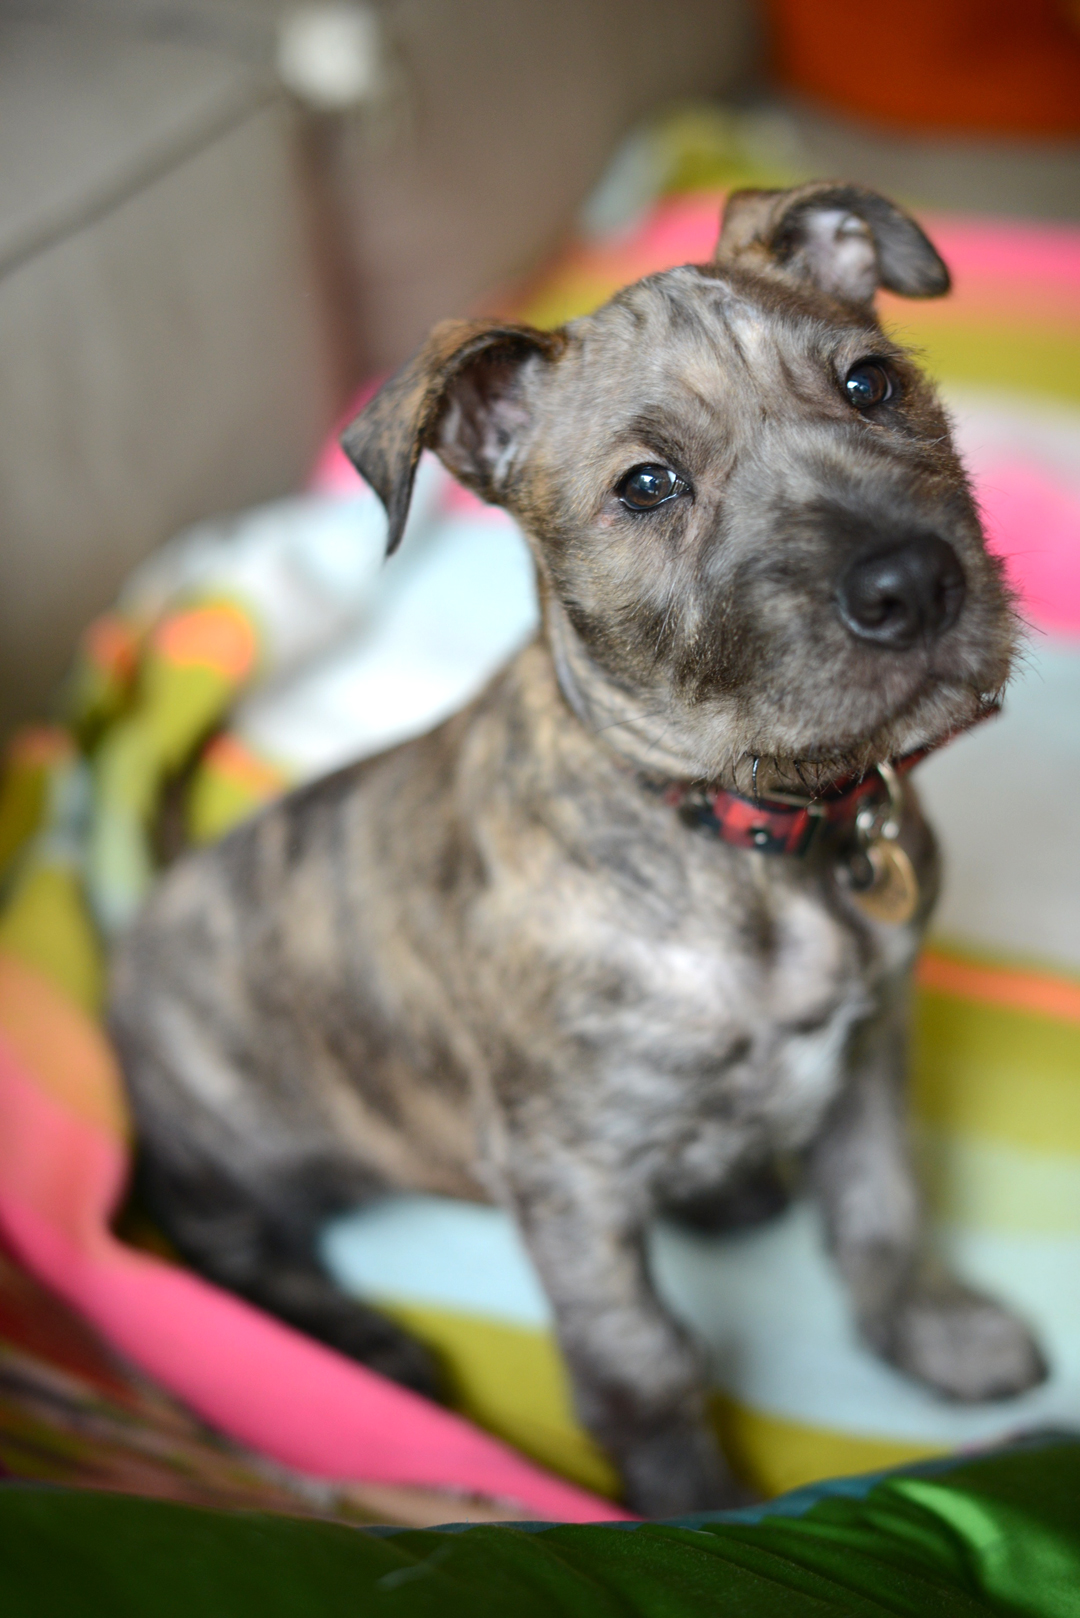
[658, 752, 928, 857]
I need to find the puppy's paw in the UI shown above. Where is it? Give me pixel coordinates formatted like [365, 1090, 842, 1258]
[878, 1280, 1047, 1402]
[616, 1423, 748, 1519]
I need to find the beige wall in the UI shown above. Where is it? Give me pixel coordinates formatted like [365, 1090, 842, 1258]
[328, 0, 759, 369]
[0, 93, 344, 737]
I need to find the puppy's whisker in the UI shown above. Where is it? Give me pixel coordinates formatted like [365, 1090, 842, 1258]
[591, 707, 669, 737]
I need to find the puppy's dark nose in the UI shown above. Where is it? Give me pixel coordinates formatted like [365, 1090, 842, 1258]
[837, 535, 966, 650]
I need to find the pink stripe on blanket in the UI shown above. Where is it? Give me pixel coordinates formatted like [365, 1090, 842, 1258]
[0, 1034, 629, 1521]
[900, 218, 1080, 317]
[979, 460, 1080, 637]
[563, 197, 1080, 317]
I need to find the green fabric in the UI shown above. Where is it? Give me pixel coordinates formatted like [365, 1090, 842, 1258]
[1, 1438, 1078, 1616]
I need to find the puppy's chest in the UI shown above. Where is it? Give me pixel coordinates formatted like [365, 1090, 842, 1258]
[575, 880, 873, 1153]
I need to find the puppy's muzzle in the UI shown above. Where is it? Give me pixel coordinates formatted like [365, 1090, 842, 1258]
[837, 534, 966, 650]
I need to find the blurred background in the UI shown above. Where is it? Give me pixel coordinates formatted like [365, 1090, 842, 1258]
[1, 0, 1080, 1521]
[2, 0, 1078, 742]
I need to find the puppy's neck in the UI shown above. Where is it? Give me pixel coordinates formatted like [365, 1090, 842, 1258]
[544, 596, 722, 785]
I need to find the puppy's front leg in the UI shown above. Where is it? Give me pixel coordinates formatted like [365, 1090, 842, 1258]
[811, 972, 1046, 1400]
[508, 1154, 736, 1517]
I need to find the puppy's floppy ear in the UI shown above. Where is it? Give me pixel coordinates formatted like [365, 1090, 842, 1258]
[715, 182, 950, 307]
[340, 318, 565, 555]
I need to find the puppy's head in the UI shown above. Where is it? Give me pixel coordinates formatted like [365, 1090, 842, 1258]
[342, 182, 1016, 793]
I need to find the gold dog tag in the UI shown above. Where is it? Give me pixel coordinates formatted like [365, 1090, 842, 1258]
[848, 839, 920, 926]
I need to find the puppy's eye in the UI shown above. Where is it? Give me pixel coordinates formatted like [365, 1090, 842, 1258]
[844, 361, 893, 410]
[617, 464, 683, 511]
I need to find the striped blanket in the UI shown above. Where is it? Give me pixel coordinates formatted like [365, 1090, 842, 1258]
[0, 155, 1077, 1514]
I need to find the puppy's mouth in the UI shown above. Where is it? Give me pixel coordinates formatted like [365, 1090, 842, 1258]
[738, 679, 1004, 801]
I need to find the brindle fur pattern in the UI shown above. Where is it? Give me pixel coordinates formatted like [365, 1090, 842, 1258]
[111, 184, 1045, 1516]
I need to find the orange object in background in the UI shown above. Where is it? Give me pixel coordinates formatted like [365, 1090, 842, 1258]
[766, 0, 1080, 136]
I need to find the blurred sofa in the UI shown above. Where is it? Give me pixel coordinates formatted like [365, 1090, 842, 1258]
[0, 0, 757, 740]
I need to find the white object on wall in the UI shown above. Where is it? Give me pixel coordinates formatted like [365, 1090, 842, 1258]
[276, 4, 387, 112]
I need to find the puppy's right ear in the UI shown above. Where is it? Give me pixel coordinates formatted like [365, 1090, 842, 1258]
[340, 319, 565, 555]
[715, 182, 950, 307]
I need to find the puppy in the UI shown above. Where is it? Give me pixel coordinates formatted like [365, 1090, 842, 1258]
[111, 183, 1046, 1518]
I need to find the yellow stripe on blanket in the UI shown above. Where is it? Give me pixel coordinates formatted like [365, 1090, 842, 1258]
[914, 949, 1080, 1154]
[0, 866, 104, 1015]
[881, 316, 1080, 407]
[380, 1300, 620, 1499]
[380, 1298, 948, 1501]
[0, 729, 74, 880]
[919, 1128, 1080, 1234]
[711, 1397, 945, 1500]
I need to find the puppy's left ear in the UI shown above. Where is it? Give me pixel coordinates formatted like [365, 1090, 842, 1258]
[340, 318, 565, 555]
[715, 182, 950, 306]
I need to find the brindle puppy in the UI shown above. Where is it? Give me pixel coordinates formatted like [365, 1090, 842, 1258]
[110, 183, 1046, 1518]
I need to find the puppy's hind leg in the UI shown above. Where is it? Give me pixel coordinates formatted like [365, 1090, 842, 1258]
[134, 1144, 444, 1402]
